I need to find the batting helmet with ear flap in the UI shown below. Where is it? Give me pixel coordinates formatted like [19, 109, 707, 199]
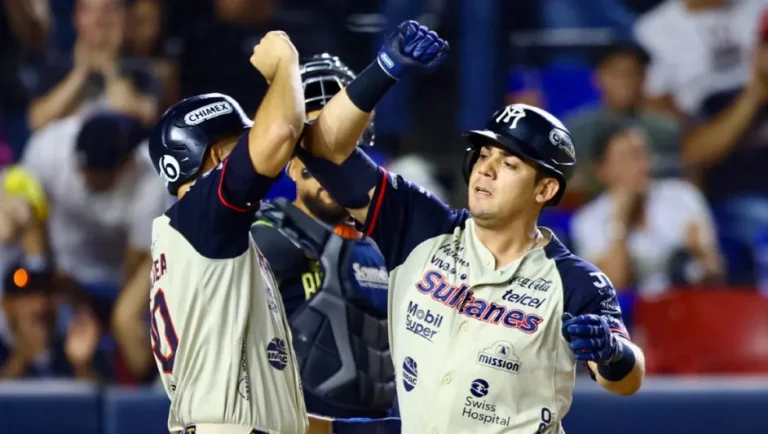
[148, 93, 252, 195]
[461, 103, 577, 206]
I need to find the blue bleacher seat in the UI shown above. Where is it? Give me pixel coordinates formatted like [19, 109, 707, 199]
[538, 63, 600, 120]
[103, 387, 170, 434]
[0, 380, 101, 434]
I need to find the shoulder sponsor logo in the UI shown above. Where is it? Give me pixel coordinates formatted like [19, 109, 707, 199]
[184, 101, 234, 125]
[600, 297, 621, 315]
[353, 262, 388, 289]
[402, 356, 418, 392]
[463, 379, 510, 426]
[405, 301, 443, 342]
[415, 270, 543, 334]
[476, 341, 521, 374]
[266, 337, 288, 370]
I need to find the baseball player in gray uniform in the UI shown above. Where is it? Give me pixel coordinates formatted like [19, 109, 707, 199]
[297, 21, 646, 434]
[146, 32, 311, 434]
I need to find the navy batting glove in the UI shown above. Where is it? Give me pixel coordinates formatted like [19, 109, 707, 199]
[561, 313, 622, 364]
[377, 20, 449, 80]
[332, 417, 401, 434]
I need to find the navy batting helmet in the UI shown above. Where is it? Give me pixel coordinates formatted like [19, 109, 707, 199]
[462, 104, 576, 206]
[301, 53, 374, 146]
[148, 93, 252, 195]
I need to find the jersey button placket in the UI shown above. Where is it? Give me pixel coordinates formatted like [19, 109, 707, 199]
[460, 322, 468, 332]
[442, 375, 451, 385]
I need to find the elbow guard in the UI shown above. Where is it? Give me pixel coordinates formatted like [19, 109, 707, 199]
[296, 147, 382, 209]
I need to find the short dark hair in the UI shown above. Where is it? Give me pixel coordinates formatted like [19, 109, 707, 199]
[534, 166, 552, 184]
[594, 41, 651, 69]
[590, 120, 635, 164]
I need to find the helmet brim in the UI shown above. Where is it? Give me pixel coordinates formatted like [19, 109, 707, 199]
[462, 129, 541, 166]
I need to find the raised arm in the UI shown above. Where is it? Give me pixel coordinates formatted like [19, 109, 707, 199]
[299, 21, 448, 224]
[247, 31, 306, 177]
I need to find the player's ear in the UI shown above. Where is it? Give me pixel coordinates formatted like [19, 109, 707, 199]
[209, 147, 221, 166]
[285, 158, 298, 182]
[210, 144, 227, 166]
[534, 177, 559, 205]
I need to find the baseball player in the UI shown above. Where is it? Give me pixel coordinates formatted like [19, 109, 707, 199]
[298, 21, 646, 433]
[146, 32, 310, 434]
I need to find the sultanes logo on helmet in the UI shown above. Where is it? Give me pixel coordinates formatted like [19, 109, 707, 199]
[184, 101, 234, 126]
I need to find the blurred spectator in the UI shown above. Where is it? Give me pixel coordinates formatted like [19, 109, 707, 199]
[565, 42, 682, 197]
[0, 191, 27, 291]
[27, 0, 160, 131]
[0, 194, 29, 247]
[0, 166, 49, 294]
[0, 134, 12, 167]
[19, 112, 168, 380]
[682, 12, 768, 284]
[167, 0, 360, 115]
[0, 0, 52, 156]
[102, 64, 162, 126]
[122, 0, 179, 109]
[0, 0, 51, 110]
[571, 122, 722, 295]
[165, 0, 275, 115]
[634, 0, 765, 119]
[0, 265, 103, 381]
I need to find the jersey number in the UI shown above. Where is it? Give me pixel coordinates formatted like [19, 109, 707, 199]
[150, 289, 179, 374]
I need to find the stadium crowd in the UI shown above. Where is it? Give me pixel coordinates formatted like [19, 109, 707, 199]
[0, 0, 765, 389]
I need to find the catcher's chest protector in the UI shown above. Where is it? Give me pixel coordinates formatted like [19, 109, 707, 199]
[259, 199, 395, 413]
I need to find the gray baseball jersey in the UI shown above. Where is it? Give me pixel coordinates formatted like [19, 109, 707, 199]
[362, 171, 629, 434]
[149, 137, 307, 433]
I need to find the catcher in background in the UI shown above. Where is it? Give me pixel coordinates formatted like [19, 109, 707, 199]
[252, 54, 393, 420]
